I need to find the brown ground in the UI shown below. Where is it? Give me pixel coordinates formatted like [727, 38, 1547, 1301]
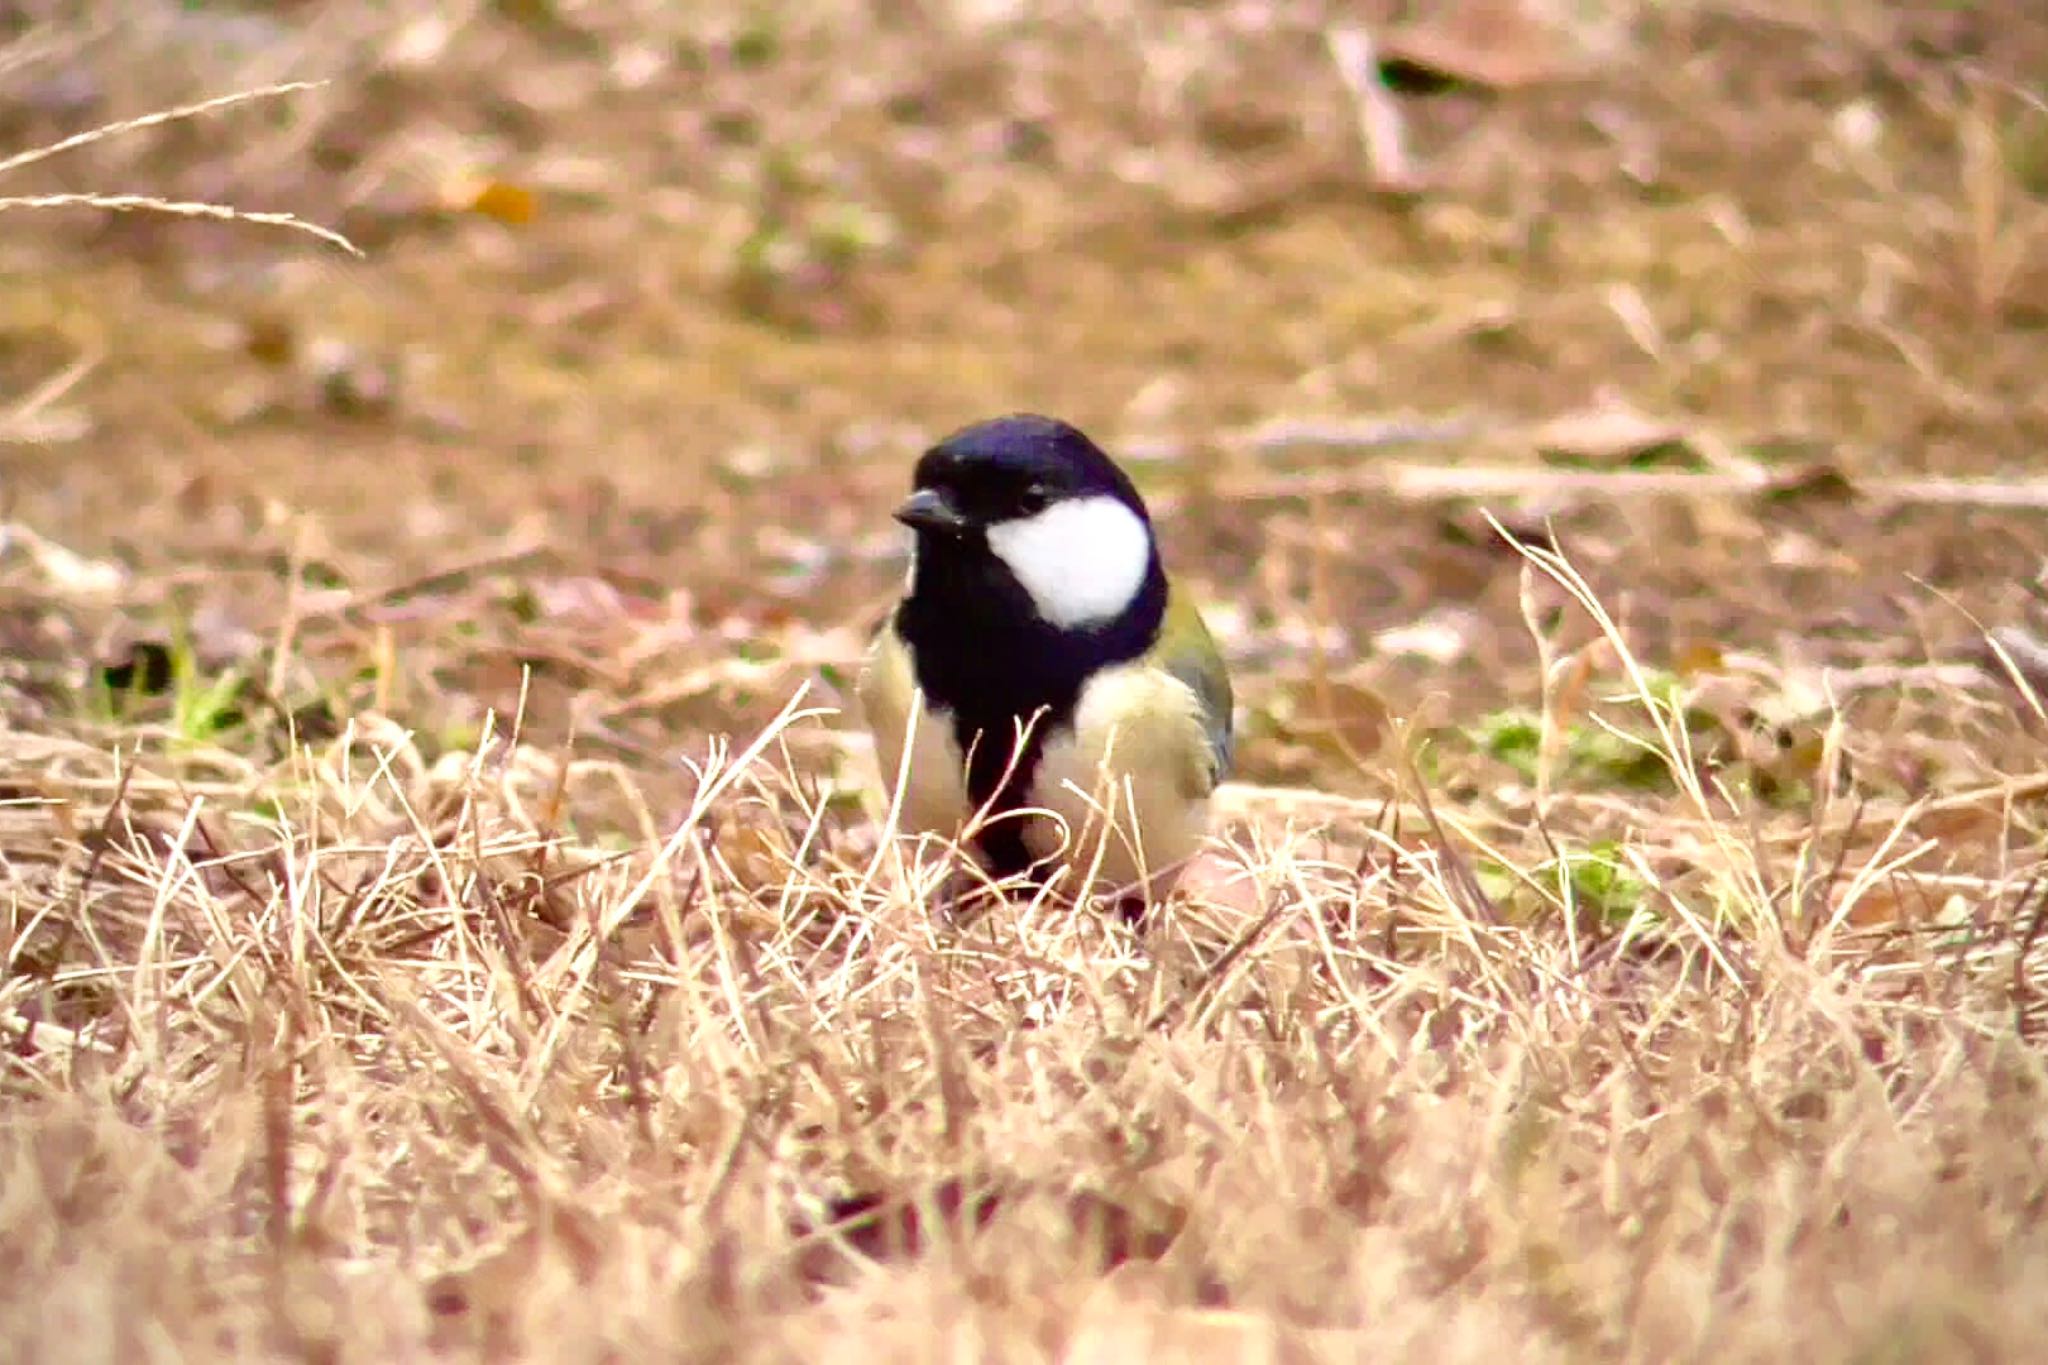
[4, 2, 2048, 1361]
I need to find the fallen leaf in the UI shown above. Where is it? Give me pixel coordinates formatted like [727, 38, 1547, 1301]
[1673, 639, 1726, 677]
[469, 179, 539, 226]
[1532, 405, 1698, 469]
[432, 167, 541, 225]
[1760, 462, 1858, 505]
[1286, 675, 1396, 763]
[240, 313, 298, 368]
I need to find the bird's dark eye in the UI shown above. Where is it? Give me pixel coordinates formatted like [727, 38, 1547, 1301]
[1016, 484, 1051, 514]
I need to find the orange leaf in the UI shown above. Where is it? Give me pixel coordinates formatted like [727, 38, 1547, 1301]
[444, 173, 539, 225]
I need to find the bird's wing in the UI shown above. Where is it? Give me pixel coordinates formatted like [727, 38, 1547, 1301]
[1150, 587, 1234, 793]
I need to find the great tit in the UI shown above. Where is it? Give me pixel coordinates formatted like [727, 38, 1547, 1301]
[857, 413, 1233, 901]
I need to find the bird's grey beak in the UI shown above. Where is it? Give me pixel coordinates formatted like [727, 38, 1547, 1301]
[894, 487, 971, 536]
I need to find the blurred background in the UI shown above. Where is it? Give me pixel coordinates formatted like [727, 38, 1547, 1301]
[4, 0, 2047, 808]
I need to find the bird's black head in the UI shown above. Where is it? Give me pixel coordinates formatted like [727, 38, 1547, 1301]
[893, 414, 1162, 637]
[889, 414, 1172, 875]
[895, 413, 1151, 538]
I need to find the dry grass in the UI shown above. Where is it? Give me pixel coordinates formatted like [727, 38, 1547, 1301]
[6, 0, 2048, 1360]
[0, 81, 362, 257]
[7, 537, 2048, 1361]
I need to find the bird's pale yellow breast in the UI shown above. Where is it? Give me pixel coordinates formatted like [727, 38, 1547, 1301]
[857, 624, 976, 836]
[858, 624, 1218, 896]
[1022, 660, 1214, 895]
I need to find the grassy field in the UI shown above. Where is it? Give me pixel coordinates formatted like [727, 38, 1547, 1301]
[6, 2, 2048, 1359]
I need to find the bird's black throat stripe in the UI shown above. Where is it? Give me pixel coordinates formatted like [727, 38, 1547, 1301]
[894, 537, 1167, 882]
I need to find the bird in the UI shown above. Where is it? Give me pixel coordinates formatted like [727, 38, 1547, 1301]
[857, 413, 1233, 904]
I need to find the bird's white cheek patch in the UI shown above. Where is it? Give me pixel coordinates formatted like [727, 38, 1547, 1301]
[985, 495, 1151, 628]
